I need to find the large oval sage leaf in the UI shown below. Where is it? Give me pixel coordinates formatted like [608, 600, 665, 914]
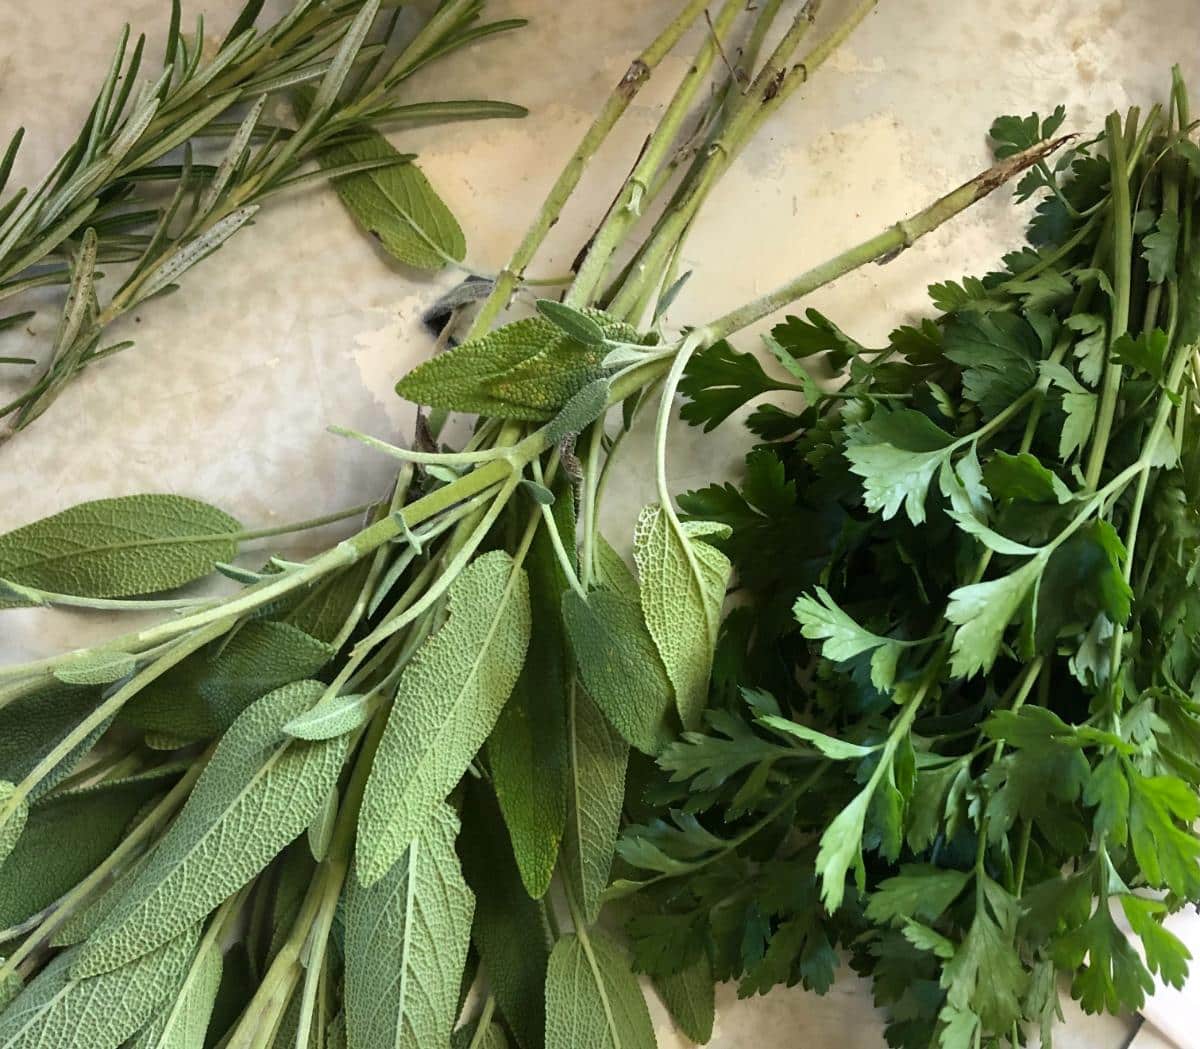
[74, 680, 351, 978]
[487, 495, 572, 900]
[345, 803, 474, 1049]
[356, 551, 531, 886]
[320, 132, 464, 271]
[633, 507, 731, 731]
[562, 587, 675, 756]
[0, 924, 200, 1049]
[395, 313, 640, 422]
[0, 495, 241, 601]
[120, 621, 334, 740]
[128, 922, 223, 1049]
[0, 773, 166, 932]
[544, 929, 655, 1049]
[562, 688, 628, 926]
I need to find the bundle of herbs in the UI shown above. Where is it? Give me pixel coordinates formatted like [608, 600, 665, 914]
[0, 2, 1095, 1048]
[615, 71, 1200, 1048]
[0, 0, 526, 439]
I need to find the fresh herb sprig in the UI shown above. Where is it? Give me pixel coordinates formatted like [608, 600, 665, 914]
[0, 0, 526, 438]
[0, 2, 1062, 1047]
[619, 70, 1200, 1048]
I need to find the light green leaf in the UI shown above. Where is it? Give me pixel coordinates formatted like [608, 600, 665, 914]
[0, 782, 26, 869]
[562, 588, 675, 756]
[395, 314, 640, 421]
[453, 1022, 510, 1049]
[938, 460, 1041, 557]
[307, 785, 338, 862]
[633, 508, 731, 730]
[75, 681, 352, 977]
[0, 967, 17, 1010]
[654, 954, 714, 1044]
[121, 621, 335, 739]
[0, 925, 200, 1049]
[792, 586, 907, 684]
[545, 930, 656, 1049]
[51, 651, 137, 686]
[563, 689, 628, 925]
[345, 803, 475, 1049]
[129, 924, 222, 1049]
[843, 408, 955, 525]
[756, 715, 880, 760]
[592, 536, 638, 604]
[865, 866, 971, 925]
[0, 495, 240, 602]
[0, 774, 164, 932]
[536, 300, 606, 345]
[946, 557, 1045, 678]
[544, 380, 610, 446]
[488, 507, 571, 900]
[459, 781, 549, 1049]
[320, 132, 464, 270]
[284, 692, 373, 741]
[815, 785, 872, 912]
[357, 551, 531, 886]
[1039, 360, 1098, 460]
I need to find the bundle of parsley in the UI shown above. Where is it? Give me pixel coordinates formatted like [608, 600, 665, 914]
[614, 70, 1200, 1047]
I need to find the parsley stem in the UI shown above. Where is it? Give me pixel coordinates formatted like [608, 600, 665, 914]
[706, 136, 1073, 342]
[1083, 114, 1133, 490]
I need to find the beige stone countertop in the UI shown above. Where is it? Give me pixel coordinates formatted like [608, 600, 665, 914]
[2, 0, 1198, 1045]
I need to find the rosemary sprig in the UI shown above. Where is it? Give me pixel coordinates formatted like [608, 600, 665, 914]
[0, 0, 526, 439]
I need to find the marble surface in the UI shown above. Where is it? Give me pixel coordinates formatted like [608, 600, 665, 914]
[2, 0, 1199, 1045]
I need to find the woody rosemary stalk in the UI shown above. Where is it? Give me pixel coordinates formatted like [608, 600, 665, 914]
[0, 4, 1069, 1049]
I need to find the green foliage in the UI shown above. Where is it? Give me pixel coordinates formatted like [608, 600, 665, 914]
[0, 496, 240, 602]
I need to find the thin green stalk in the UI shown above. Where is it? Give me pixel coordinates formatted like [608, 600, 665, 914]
[565, 0, 745, 307]
[1084, 114, 1134, 490]
[462, 0, 713, 341]
[705, 136, 1072, 341]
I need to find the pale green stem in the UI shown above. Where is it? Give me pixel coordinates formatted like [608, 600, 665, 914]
[463, 0, 713, 341]
[705, 135, 1073, 341]
[565, 0, 745, 307]
[1084, 114, 1133, 490]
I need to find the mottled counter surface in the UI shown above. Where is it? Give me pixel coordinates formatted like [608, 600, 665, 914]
[3, 1, 1198, 1045]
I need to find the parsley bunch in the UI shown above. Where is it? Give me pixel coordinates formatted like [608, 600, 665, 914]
[618, 71, 1200, 1047]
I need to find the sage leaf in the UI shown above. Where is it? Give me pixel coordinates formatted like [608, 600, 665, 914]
[0, 495, 241, 602]
[121, 621, 334, 740]
[278, 557, 373, 644]
[562, 689, 628, 925]
[345, 803, 474, 1049]
[284, 692, 373, 741]
[562, 587, 675, 756]
[0, 925, 200, 1049]
[320, 131, 464, 270]
[592, 536, 638, 603]
[51, 651, 137, 686]
[74, 680, 352, 977]
[487, 502, 571, 899]
[654, 954, 715, 1044]
[536, 300, 606, 345]
[0, 774, 165, 932]
[544, 929, 656, 1049]
[129, 925, 222, 1049]
[459, 781, 549, 1049]
[307, 785, 338, 861]
[396, 314, 640, 422]
[0, 782, 26, 869]
[633, 507, 731, 730]
[544, 379, 610, 446]
[357, 551, 531, 887]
